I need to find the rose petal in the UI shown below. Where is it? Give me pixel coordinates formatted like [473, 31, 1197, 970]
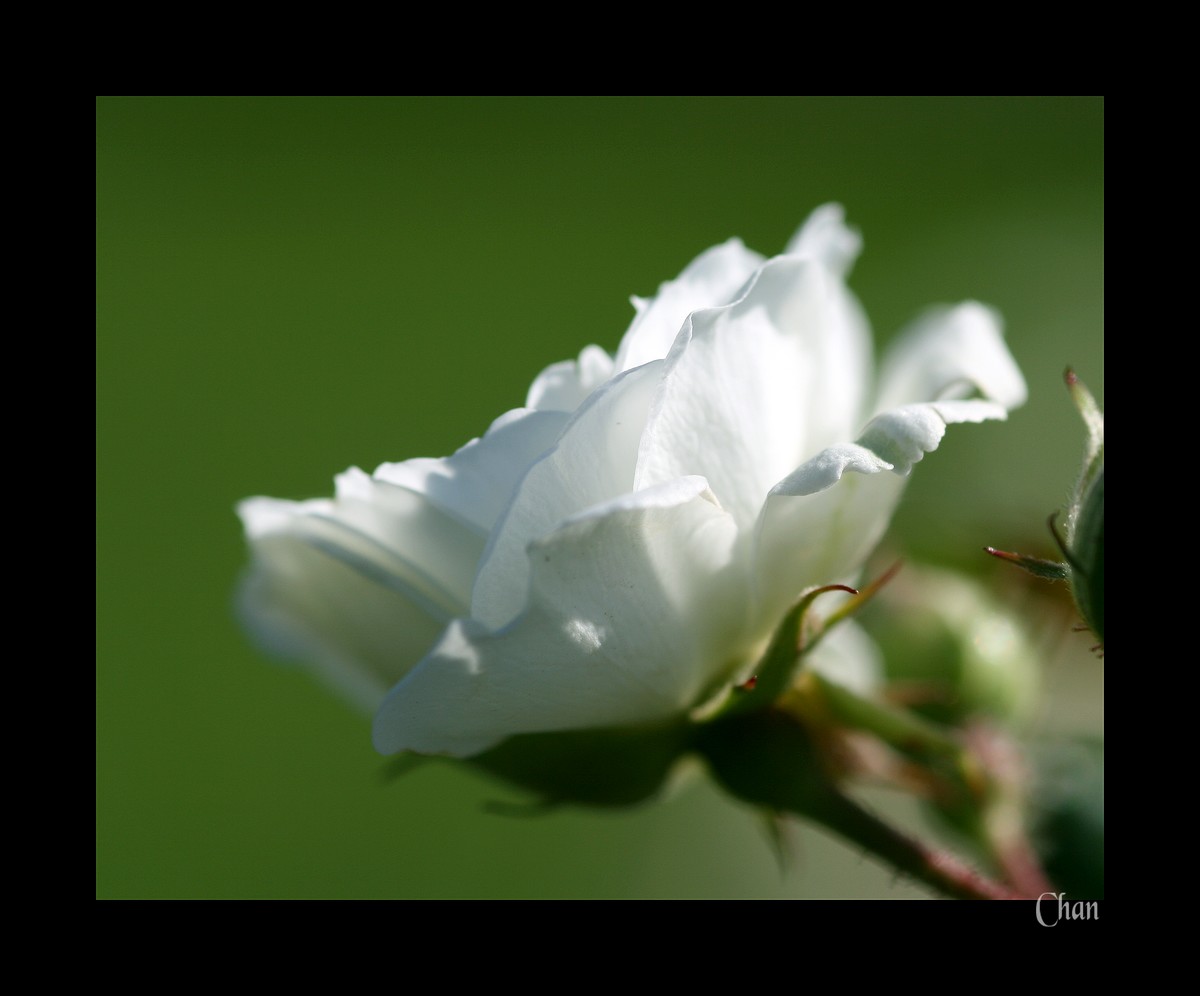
[753, 397, 1014, 627]
[784, 202, 863, 278]
[612, 238, 765, 374]
[237, 497, 456, 710]
[471, 361, 663, 630]
[634, 256, 872, 531]
[526, 345, 615, 412]
[373, 407, 568, 532]
[237, 408, 569, 711]
[373, 476, 745, 757]
[872, 302, 1027, 416]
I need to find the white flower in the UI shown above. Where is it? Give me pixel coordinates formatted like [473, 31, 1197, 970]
[237, 205, 1026, 758]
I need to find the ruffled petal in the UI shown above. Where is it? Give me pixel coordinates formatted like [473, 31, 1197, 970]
[373, 477, 746, 757]
[525, 345, 615, 412]
[634, 256, 871, 531]
[754, 397, 1015, 628]
[872, 302, 1027, 416]
[612, 238, 764, 374]
[471, 362, 663, 630]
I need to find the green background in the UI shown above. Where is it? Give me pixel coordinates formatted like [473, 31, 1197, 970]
[97, 96, 1103, 898]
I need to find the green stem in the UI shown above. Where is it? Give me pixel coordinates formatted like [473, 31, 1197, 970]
[809, 673, 963, 761]
[804, 680, 1055, 896]
[698, 711, 1020, 900]
[966, 725, 1055, 899]
[815, 787, 1022, 900]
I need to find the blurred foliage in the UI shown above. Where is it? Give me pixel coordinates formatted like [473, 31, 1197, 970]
[1029, 739, 1105, 899]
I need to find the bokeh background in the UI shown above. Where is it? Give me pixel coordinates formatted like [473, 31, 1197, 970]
[97, 97, 1103, 898]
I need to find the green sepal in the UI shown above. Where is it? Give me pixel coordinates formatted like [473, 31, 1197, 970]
[1065, 368, 1104, 498]
[463, 721, 695, 808]
[1061, 369, 1104, 646]
[1067, 465, 1104, 644]
[810, 671, 963, 763]
[696, 710, 849, 824]
[984, 546, 1069, 581]
[988, 369, 1103, 647]
[719, 583, 857, 717]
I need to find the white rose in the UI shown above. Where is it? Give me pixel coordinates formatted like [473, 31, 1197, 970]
[237, 205, 1026, 757]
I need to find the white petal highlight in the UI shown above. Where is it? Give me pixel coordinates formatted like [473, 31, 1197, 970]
[373, 477, 746, 757]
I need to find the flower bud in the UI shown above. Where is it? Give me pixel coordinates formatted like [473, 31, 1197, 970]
[985, 369, 1103, 650]
[867, 565, 1040, 727]
[1061, 370, 1103, 645]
